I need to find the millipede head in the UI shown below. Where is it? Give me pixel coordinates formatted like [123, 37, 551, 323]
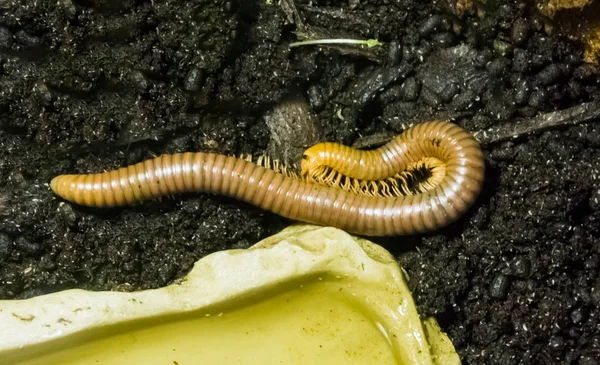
[50, 175, 75, 204]
[300, 145, 327, 182]
[49, 176, 63, 196]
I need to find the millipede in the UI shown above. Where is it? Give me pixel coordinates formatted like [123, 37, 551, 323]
[50, 120, 485, 236]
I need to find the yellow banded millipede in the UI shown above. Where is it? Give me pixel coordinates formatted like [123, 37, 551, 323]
[50, 120, 485, 236]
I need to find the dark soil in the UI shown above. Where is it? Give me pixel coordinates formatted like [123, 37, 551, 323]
[1, 0, 599, 364]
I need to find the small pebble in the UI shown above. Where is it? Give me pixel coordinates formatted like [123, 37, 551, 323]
[573, 64, 597, 80]
[511, 280, 527, 292]
[158, 262, 177, 285]
[510, 256, 531, 278]
[402, 44, 418, 63]
[348, 0, 360, 9]
[490, 274, 510, 299]
[184, 67, 205, 92]
[474, 49, 494, 68]
[34, 82, 53, 105]
[558, 62, 572, 77]
[379, 86, 402, 104]
[129, 70, 149, 92]
[528, 89, 548, 109]
[511, 18, 529, 45]
[567, 80, 583, 100]
[14, 30, 40, 46]
[399, 77, 421, 101]
[531, 52, 550, 69]
[564, 50, 582, 66]
[0, 233, 12, 260]
[514, 78, 531, 105]
[59, 203, 78, 227]
[486, 99, 515, 120]
[493, 39, 512, 56]
[181, 200, 202, 214]
[497, 4, 514, 21]
[487, 57, 510, 76]
[431, 32, 456, 48]
[451, 89, 477, 111]
[549, 335, 565, 354]
[512, 48, 530, 73]
[530, 16, 544, 32]
[574, 287, 591, 305]
[8, 170, 26, 185]
[419, 15, 442, 37]
[438, 16, 452, 31]
[479, 17, 497, 40]
[14, 236, 43, 257]
[439, 82, 459, 102]
[570, 308, 586, 325]
[61, 0, 77, 19]
[567, 326, 582, 339]
[416, 43, 432, 60]
[2, 271, 23, 294]
[525, 279, 536, 292]
[0, 26, 12, 48]
[387, 40, 402, 65]
[307, 84, 325, 111]
[451, 20, 463, 36]
[39, 256, 56, 271]
[535, 63, 562, 86]
[420, 86, 441, 107]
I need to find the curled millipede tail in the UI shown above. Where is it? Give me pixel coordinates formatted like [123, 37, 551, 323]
[50, 120, 485, 236]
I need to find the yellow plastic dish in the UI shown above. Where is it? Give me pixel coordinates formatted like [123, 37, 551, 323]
[0, 225, 461, 365]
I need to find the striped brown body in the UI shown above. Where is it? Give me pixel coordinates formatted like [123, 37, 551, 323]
[50, 120, 485, 236]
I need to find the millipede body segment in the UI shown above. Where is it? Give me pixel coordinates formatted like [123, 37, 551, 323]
[50, 120, 485, 236]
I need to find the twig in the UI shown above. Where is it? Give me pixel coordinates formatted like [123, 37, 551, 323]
[473, 101, 600, 145]
[351, 101, 600, 149]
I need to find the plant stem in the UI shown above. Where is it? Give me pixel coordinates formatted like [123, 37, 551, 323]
[289, 38, 383, 48]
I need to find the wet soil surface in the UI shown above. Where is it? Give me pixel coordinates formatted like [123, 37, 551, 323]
[1, 0, 599, 364]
